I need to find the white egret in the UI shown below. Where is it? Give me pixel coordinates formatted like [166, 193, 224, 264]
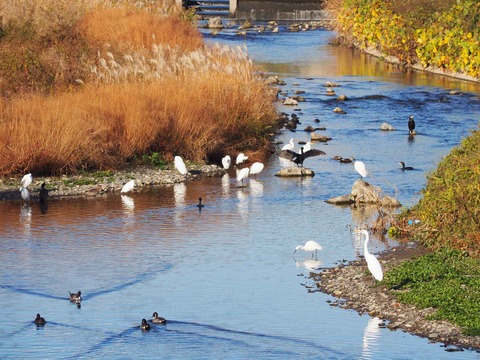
[355, 229, 383, 281]
[20, 187, 30, 202]
[20, 173, 32, 189]
[354, 158, 368, 178]
[249, 162, 264, 177]
[152, 312, 167, 324]
[293, 240, 323, 258]
[302, 141, 312, 153]
[281, 138, 295, 151]
[236, 167, 250, 187]
[121, 180, 135, 193]
[399, 162, 414, 171]
[222, 155, 231, 169]
[236, 153, 248, 165]
[174, 156, 188, 175]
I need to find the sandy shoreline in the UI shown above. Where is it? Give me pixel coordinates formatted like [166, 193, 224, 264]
[309, 244, 480, 351]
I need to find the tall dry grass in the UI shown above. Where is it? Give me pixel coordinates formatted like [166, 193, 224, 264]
[0, 69, 276, 175]
[0, 2, 277, 176]
[76, 6, 203, 54]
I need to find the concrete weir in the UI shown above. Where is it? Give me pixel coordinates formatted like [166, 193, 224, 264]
[179, 0, 328, 21]
[235, 0, 327, 21]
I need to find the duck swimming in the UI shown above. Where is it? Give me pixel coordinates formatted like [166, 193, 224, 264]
[34, 313, 46, 326]
[69, 291, 82, 303]
[152, 312, 167, 324]
[141, 318, 151, 330]
[197, 197, 205, 210]
[399, 161, 414, 170]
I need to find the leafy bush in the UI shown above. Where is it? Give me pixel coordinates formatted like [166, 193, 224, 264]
[328, 0, 480, 78]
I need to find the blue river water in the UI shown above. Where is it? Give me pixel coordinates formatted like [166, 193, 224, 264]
[0, 25, 479, 359]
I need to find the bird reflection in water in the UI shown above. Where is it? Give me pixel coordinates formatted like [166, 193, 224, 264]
[221, 173, 230, 197]
[173, 182, 187, 227]
[295, 259, 322, 271]
[20, 203, 32, 239]
[362, 316, 382, 358]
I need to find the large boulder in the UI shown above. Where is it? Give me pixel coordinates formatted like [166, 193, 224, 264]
[311, 133, 331, 142]
[351, 180, 401, 207]
[325, 180, 401, 207]
[275, 166, 315, 177]
[380, 122, 396, 131]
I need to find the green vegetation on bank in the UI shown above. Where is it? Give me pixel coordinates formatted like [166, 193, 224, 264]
[395, 128, 480, 255]
[385, 128, 480, 335]
[0, 1, 277, 176]
[327, 0, 480, 78]
[383, 250, 480, 335]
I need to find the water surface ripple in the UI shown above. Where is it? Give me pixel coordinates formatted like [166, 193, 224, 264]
[1, 27, 479, 359]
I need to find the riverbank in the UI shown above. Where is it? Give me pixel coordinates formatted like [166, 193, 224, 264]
[0, 164, 226, 202]
[310, 244, 480, 351]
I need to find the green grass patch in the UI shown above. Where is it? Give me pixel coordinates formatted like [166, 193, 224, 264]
[62, 178, 97, 187]
[384, 249, 480, 335]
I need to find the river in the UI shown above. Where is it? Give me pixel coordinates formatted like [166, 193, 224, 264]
[0, 24, 479, 359]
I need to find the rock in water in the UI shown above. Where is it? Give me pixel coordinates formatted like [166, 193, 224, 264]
[208, 17, 224, 29]
[275, 167, 315, 177]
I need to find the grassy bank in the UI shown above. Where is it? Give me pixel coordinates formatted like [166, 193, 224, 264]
[326, 0, 480, 79]
[383, 128, 480, 336]
[0, 1, 277, 176]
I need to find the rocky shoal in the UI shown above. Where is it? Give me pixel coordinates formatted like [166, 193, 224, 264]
[308, 245, 480, 352]
[0, 164, 226, 201]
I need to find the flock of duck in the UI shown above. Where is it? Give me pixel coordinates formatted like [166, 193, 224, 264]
[34, 290, 166, 330]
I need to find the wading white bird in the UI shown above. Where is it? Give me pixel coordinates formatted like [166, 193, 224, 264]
[281, 138, 295, 151]
[222, 155, 231, 170]
[354, 158, 368, 178]
[121, 180, 135, 193]
[236, 167, 250, 187]
[302, 141, 312, 153]
[20, 187, 30, 202]
[354, 229, 383, 281]
[236, 153, 248, 165]
[293, 240, 323, 258]
[174, 156, 188, 175]
[20, 173, 33, 189]
[249, 162, 264, 177]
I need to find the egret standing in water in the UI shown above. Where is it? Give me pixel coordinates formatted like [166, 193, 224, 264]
[249, 162, 264, 177]
[408, 115, 416, 135]
[354, 229, 383, 281]
[20, 187, 30, 202]
[293, 240, 323, 259]
[222, 155, 231, 170]
[121, 180, 135, 193]
[354, 158, 368, 179]
[236, 153, 248, 165]
[236, 167, 250, 187]
[281, 138, 295, 151]
[20, 173, 32, 201]
[174, 156, 188, 175]
[21, 173, 33, 189]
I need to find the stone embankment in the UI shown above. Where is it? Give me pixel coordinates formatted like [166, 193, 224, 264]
[0, 164, 225, 201]
[309, 245, 480, 351]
